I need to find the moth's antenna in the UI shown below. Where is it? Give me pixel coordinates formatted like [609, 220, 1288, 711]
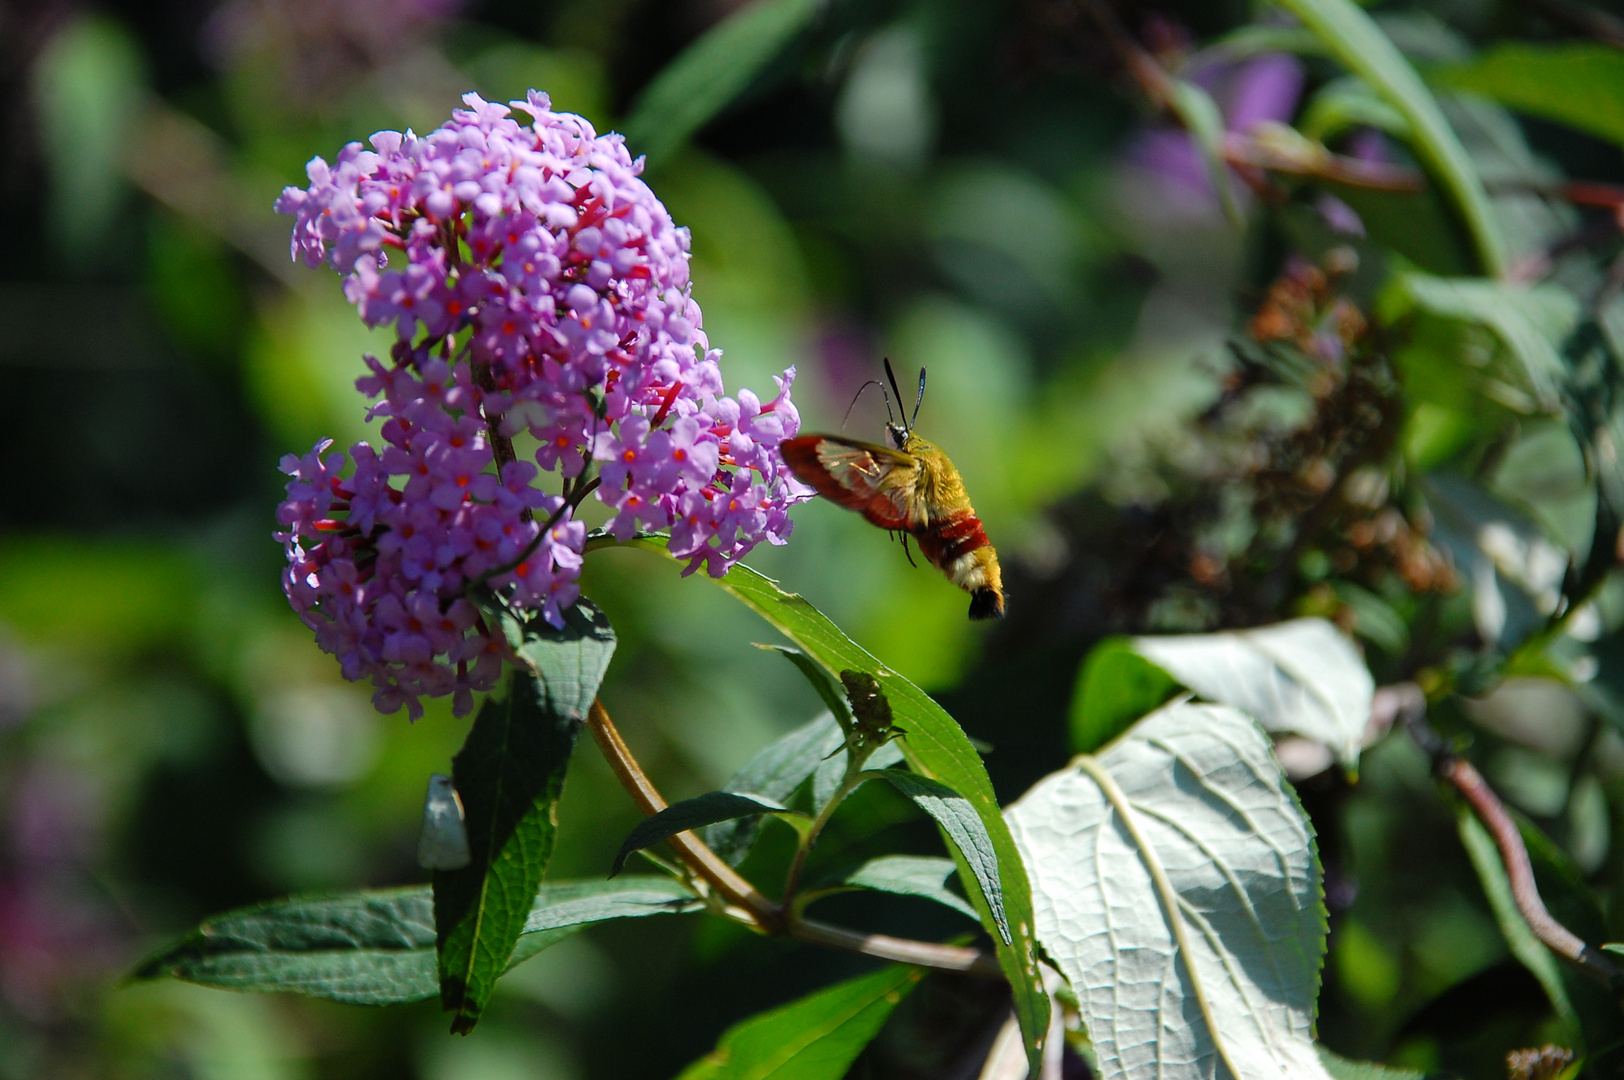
[883, 358, 908, 435]
[911, 367, 927, 428]
[841, 379, 884, 432]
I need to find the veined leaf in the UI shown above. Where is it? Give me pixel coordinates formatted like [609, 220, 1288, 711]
[1007, 701, 1330, 1080]
[132, 877, 700, 1005]
[1318, 1047, 1436, 1080]
[622, 0, 822, 169]
[1131, 617, 1374, 768]
[706, 712, 846, 866]
[1431, 43, 1624, 151]
[1273, 0, 1506, 276]
[433, 600, 615, 1032]
[1070, 638, 1179, 754]
[874, 770, 1009, 944]
[675, 965, 922, 1080]
[612, 791, 797, 876]
[625, 539, 1048, 1072]
[1396, 272, 1578, 415]
[762, 645, 854, 727]
[840, 855, 978, 922]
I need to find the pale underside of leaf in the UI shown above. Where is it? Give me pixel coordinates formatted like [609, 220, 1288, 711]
[1132, 617, 1373, 767]
[1007, 702, 1330, 1080]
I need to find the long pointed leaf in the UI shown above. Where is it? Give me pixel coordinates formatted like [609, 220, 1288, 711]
[706, 712, 845, 865]
[132, 876, 700, 1005]
[433, 599, 616, 1032]
[841, 855, 978, 922]
[1273, 0, 1505, 276]
[622, 0, 822, 169]
[676, 965, 923, 1080]
[612, 791, 796, 876]
[622, 538, 1049, 1074]
[874, 770, 1009, 945]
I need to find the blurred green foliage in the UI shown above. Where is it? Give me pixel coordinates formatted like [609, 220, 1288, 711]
[9, 0, 1624, 1076]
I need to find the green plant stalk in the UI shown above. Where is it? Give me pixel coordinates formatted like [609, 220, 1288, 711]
[780, 745, 876, 910]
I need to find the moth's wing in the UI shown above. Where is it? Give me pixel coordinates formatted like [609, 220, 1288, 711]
[781, 435, 920, 530]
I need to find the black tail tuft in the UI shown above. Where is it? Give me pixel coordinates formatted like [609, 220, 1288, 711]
[968, 587, 1005, 621]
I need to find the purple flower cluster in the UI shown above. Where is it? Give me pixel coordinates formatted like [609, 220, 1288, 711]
[274, 91, 808, 718]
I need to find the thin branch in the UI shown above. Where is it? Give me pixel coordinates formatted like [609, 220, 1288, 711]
[585, 699, 782, 929]
[583, 698, 1007, 977]
[789, 919, 1003, 977]
[1394, 684, 1622, 988]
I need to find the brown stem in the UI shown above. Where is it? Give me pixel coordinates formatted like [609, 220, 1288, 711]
[790, 919, 1003, 977]
[1445, 758, 1593, 964]
[585, 700, 782, 929]
[583, 698, 1007, 977]
[1396, 686, 1622, 988]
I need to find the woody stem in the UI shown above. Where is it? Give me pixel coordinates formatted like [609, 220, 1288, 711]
[584, 698, 1002, 976]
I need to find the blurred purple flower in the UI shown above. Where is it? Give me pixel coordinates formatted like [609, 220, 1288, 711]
[1128, 53, 1305, 206]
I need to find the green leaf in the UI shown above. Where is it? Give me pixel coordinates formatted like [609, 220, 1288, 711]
[874, 770, 1008, 945]
[1300, 76, 1410, 143]
[632, 540, 1048, 1072]
[622, 0, 821, 169]
[131, 877, 700, 1005]
[840, 855, 978, 922]
[1431, 43, 1624, 150]
[1130, 617, 1375, 768]
[1167, 77, 1242, 227]
[705, 712, 846, 866]
[1273, 0, 1506, 276]
[504, 596, 619, 720]
[1395, 272, 1578, 414]
[675, 965, 923, 1080]
[762, 645, 854, 727]
[1317, 1047, 1437, 1080]
[1069, 638, 1179, 754]
[433, 600, 615, 1033]
[1457, 810, 1579, 1034]
[612, 791, 796, 876]
[1007, 701, 1331, 1080]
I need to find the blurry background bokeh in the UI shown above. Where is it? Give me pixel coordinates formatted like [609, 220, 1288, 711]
[7, 0, 1624, 1076]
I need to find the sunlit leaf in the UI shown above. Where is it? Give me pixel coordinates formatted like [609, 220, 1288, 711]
[1070, 638, 1178, 754]
[637, 540, 1049, 1072]
[622, 0, 822, 169]
[132, 877, 700, 1005]
[433, 600, 615, 1032]
[612, 791, 797, 876]
[675, 965, 922, 1080]
[705, 711, 846, 866]
[874, 769, 1008, 944]
[1318, 1047, 1436, 1080]
[1131, 617, 1375, 768]
[1431, 44, 1624, 150]
[839, 854, 978, 922]
[1274, 0, 1506, 275]
[1007, 701, 1330, 1080]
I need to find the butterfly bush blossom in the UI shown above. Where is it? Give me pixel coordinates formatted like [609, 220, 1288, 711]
[274, 91, 808, 719]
